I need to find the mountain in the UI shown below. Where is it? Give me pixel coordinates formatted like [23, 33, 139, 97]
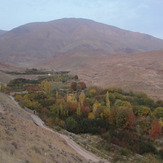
[0, 62, 23, 83]
[71, 50, 163, 100]
[0, 62, 20, 72]
[0, 30, 6, 36]
[0, 18, 163, 67]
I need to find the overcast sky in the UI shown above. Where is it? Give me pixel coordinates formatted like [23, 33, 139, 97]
[0, 0, 163, 39]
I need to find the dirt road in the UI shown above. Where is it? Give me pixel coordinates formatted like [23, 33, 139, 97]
[10, 95, 109, 163]
[31, 114, 108, 162]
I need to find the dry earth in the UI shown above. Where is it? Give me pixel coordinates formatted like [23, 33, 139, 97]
[71, 50, 163, 100]
[0, 92, 105, 163]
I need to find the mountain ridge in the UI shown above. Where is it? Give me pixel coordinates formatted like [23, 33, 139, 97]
[0, 18, 163, 67]
[0, 30, 6, 36]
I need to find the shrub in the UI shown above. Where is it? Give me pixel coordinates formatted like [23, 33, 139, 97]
[119, 148, 130, 156]
[65, 117, 78, 132]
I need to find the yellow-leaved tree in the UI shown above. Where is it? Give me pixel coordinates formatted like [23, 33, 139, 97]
[39, 80, 52, 92]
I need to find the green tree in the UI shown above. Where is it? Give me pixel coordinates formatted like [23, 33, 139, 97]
[65, 117, 78, 132]
[136, 117, 151, 135]
[133, 105, 151, 116]
[106, 91, 110, 110]
[153, 107, 163, 119]
[114, 99, 132, 109]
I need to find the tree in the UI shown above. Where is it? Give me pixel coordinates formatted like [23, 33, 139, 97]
[103, 109, 110, 120]
[76, 102, 81, 116]
[153, 107, 163, 119]
[81, 106, 90, 117]
[136, 117, 151, 135]
[50, 104, 60, 117]
[56, 91, 59, 98]
[39, 80, 52, 92]
[69, 102, 78, 113]
[114, 99, 132, 109]
[133, 105, 151, 116]
[79, 82, 87, 90]
[106, 91, 110, 110]
[65, 117, 78, 132]
[109, 108, 118, 127]
[116, 108, 135, 130]
[88, 112, 95, 119]
[71, 82, 77, 91]
[149, 120, 162, 138]
[79, 92, 85, 105]
[67, 94, 77, 103]
[88, 88, 97, 97]
[92, 101, 102, 118]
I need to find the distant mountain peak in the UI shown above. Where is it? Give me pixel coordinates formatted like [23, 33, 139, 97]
[0, 18, 163, 67]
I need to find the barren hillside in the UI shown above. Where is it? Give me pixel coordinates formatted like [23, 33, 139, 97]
[72, 50, 163, 100]
[0, 92, 95, 163]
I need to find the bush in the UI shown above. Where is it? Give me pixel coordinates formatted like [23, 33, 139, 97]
[158, 149, 163, 159]
[120, 148, 130, 156]
[54, 126, 62, 131]
[65, 117, 78, 132]
[107, 131, 157, 155]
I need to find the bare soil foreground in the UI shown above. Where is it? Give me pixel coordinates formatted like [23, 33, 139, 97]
[0, 92, 109, 163]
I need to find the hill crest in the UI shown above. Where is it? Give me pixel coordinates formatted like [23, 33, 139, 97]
[0, 18, 163, 67]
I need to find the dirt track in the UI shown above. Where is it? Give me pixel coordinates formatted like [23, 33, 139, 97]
[9, 94, 109, 163]
[31, 114, 108, 162]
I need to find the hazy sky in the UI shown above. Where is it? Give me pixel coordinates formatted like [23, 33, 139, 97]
[0, 0, 163, 39]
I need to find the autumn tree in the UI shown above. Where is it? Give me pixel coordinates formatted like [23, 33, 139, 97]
[66, 94, 77, 103]
[149, 120, 162, 138]
[88, 88, 97, 97]
[69, 102, 78, 114]
[81, 106, 90, 117]
[79, 82, 87, 90]
[79, 92, 85, 105]
[39, 80, 52, 92]
[92, 101, 102, 118]
[116, 108, 135, 130]
[71, 82, 77, 91]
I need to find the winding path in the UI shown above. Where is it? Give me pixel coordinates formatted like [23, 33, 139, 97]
[31, 114, 105, 162]
[10, 95, 109, 162]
